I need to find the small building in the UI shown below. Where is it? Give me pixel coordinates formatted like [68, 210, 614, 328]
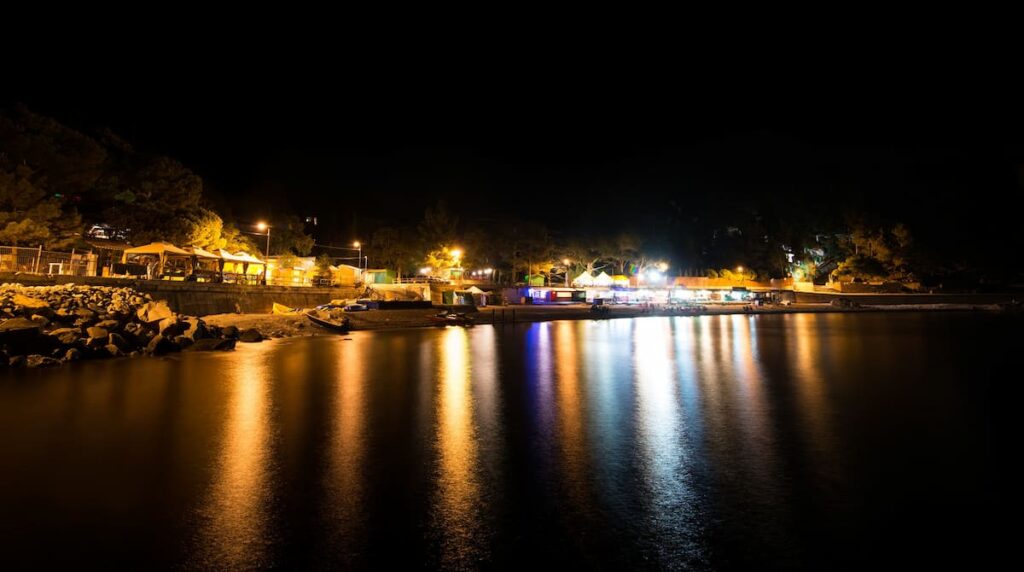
[527, 287, 587, 304]
[363, 268, 396, 284]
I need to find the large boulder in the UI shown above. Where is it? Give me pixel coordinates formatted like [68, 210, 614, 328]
[75, 308, 97, 320]
[108, 333, 130, 350]
[26, 355, 61, 368]
[182, 318, 207, 341]
[86, 326, 109, 340]
[238, 328, 263, 343]
[145, 334, 180, 356]
[12, 294, 52, 317]
[136, 301, 174, 325]
[95, 319, 122, 331]
[0, 317, 42, 341]
[158, 318, 187, 338]
[185, 338, 237, 351]
[222, 325, 239, 339]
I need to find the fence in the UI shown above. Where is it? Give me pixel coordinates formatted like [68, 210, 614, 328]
[0, 246, 97, 277]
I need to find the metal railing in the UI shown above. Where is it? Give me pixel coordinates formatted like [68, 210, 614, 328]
[0, 246, 97, 276]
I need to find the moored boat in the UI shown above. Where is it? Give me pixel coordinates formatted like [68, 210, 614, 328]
[428, 310, 475, 326]
[305, 311, 352, 332]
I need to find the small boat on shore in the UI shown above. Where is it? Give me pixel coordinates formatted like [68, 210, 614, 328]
[273, 302, 303, 315]
[428, 310, 475, 326]
[305, 311, 352, 332]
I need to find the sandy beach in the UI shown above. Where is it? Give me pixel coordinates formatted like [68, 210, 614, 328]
[202, 301, 1008, 337]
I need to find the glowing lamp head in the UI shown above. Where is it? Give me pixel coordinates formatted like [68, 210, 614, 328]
[737, 266, 744, 273]
[256, 222, 268, 231]
[658, 262, 669, 272]
[451, 248, 463, 259]
[562, 258, 570, 265]
[353, 241, 361, 249]
[420, 267, 431, 275]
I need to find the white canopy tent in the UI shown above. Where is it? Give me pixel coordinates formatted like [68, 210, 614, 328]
[593, 271, 614, 287]
[572, 271, 595, 287]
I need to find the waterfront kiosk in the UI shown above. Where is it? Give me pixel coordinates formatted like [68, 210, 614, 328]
[122, 242, 194, 279]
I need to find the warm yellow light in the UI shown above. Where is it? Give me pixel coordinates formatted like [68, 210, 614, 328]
[353, 241, 361, 248]
[737, 266, 744, 273]
[256, 222, 268, 231]
[658, 262, 669, 272]
[451, 248, 463, 259]
[562, 258, 570, 265]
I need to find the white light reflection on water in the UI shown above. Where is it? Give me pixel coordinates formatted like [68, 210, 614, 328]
[633, 318, 706, 566]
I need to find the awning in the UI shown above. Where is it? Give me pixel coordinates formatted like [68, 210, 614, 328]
[124, 242, 193, 256]
[185, 246, 220, 259]
[218, 250, 265, 265]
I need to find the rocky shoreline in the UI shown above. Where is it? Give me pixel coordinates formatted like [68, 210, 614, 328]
[1, 283, 266, 368]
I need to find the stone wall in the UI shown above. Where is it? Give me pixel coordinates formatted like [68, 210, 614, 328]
[0, 274, 360, 316]
[794, 291, 1015, 305]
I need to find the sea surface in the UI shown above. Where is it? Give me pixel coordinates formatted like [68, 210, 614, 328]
[0, 312, 1014, 569]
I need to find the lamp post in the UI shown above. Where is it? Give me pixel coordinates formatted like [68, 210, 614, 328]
[256, 222, 271, 259]
[353, 241, 362, 272]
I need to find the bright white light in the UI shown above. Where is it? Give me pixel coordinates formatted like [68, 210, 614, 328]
[420, 267, 431, 275]
[658, 262, 668, 272]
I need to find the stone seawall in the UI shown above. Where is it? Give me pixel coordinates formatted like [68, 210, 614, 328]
[794, 291, 1015, 305]
[0, 274, 360, 316]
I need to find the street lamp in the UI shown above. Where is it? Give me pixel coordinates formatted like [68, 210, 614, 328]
[352, 241, 362, 271]
[256, 222, 270, 259]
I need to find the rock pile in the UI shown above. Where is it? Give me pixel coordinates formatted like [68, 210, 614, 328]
[1, 283, 263, 368]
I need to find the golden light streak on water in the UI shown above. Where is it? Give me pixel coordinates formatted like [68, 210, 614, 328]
[555, 321, 588, 510]
[196, 354, 273, 569]
[433, 326, 483, 567]
[327, 333, 369, 558]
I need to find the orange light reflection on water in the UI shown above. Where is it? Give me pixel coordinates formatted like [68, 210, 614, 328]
[433, 327, 483, 566]
[197, 355, 272, 569]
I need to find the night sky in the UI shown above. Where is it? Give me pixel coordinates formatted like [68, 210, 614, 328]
[7, 55, 1024, 253]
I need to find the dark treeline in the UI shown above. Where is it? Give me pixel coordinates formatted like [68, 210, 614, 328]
[3, 105, 1022, 287]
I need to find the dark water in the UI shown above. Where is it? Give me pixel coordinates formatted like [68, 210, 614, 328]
[0, 313, 1015, 569]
